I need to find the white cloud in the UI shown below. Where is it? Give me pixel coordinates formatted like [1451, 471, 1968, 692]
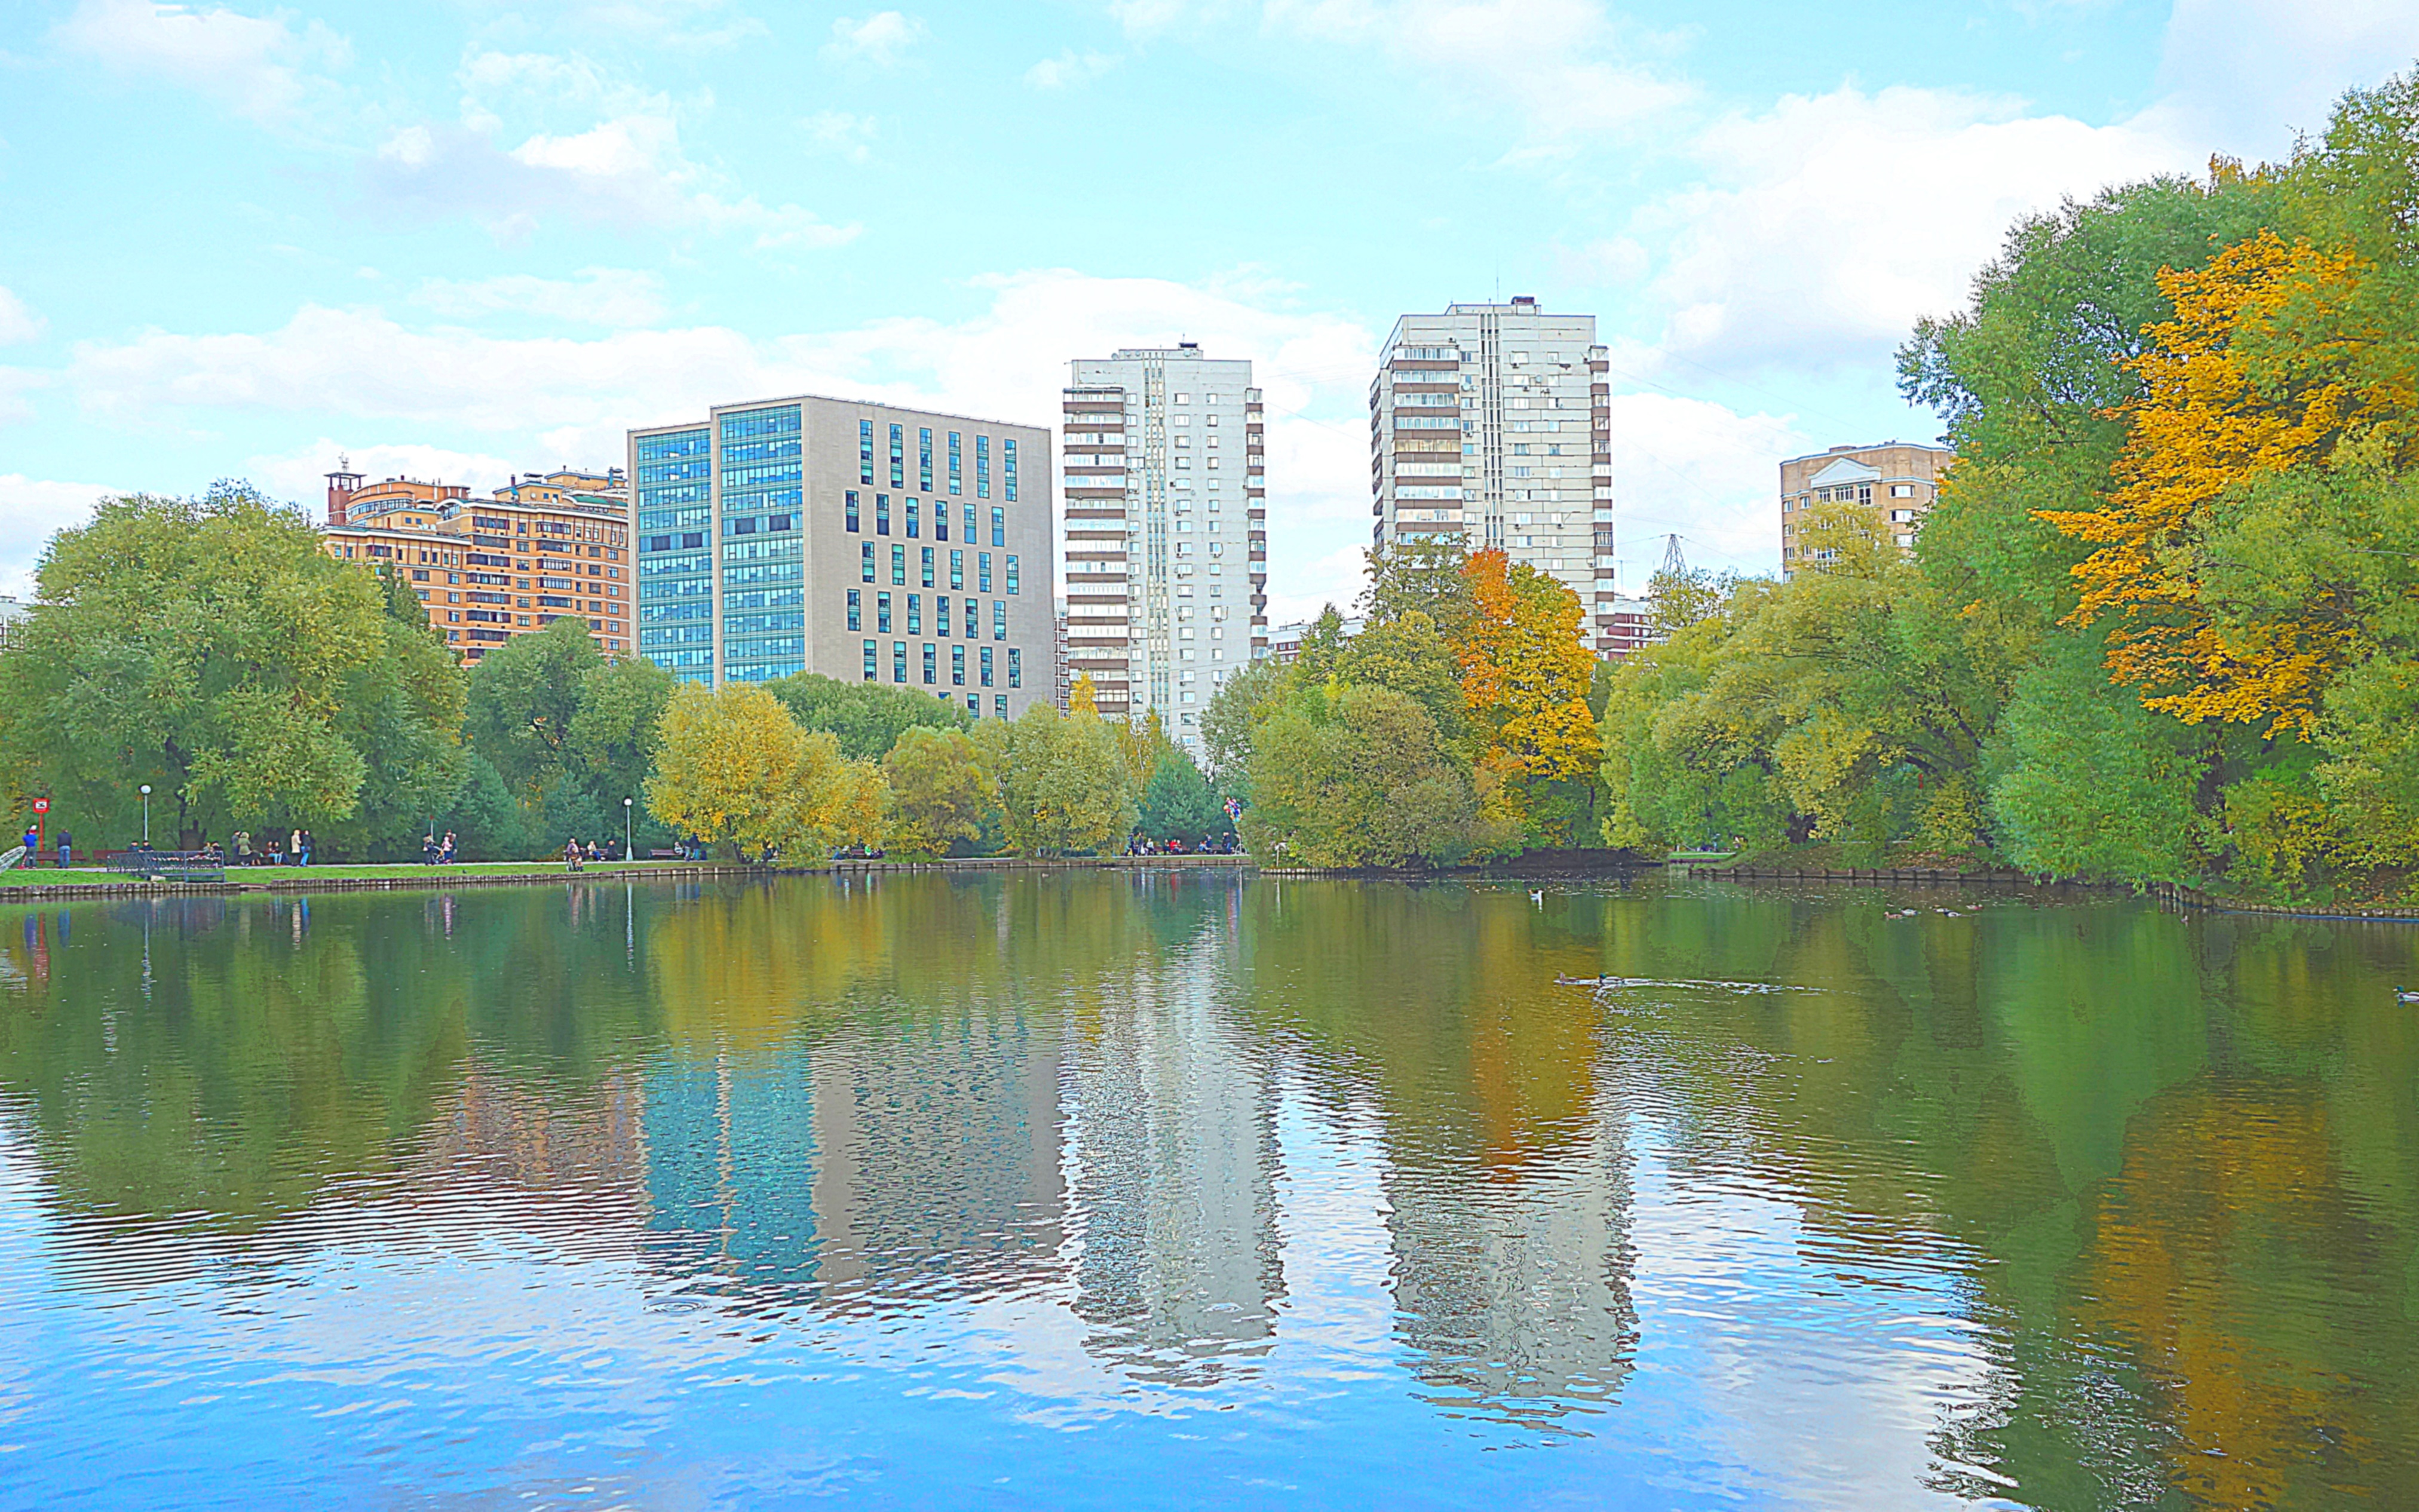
[1267, 0, 1691, 146]
[408, 269, 668, 327]
[0, 476, 124, 595]
[51, 0, 349, 129]
[821, 12, 927, 67]
[1641, 85, 2188, 371]
[1025, 50, 1120, 89]
[57, 272, 1379, 608]
[801, 109, 878, 162]
[1601, 392, 1807, 576]
[366, 114, 859, 250]
[0, 289, 44, 346]
[2155, 0, 2419, 155]
[241, 440, 525, 516]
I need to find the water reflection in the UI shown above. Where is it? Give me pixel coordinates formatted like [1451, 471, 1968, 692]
[0, 877, 2412, 1508]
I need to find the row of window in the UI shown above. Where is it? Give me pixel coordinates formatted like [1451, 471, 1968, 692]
[845, 491, 1009, 545]
[845, 590, 1010, 640]
[857, 420, 1017, 501]
[859, 544, 1019, 595]
[860, 639, 1023, 690]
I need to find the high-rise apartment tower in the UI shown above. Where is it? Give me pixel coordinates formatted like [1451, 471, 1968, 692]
[1369, 299, 1620, 654]
[1061, 345, 1268, 751]
[628, 395, 1055, 721]
[1778, 442, 1952, 577]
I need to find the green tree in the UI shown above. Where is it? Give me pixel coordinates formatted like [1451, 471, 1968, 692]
[0, 483, 464, 851]
[1136, 748, 1231, 845]
[765, 671, 971, 760]
[882, 725, 997, 857]
[646, 684, 889, 860]
[979, 703, 1136, 855]
[464, 616, 602, 795]
[1241, 685, 1487, 869]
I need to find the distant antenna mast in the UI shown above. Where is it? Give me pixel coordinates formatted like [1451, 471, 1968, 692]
[1658, 533, 1688, 581]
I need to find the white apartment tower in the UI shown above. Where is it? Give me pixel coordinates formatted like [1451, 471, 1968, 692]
[1370, 299, 1621, 655]
[1062, 345, 1269, 749]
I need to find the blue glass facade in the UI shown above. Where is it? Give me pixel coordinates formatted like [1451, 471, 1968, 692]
[636, 426, 714, 682]
[718, 404, 805, 683]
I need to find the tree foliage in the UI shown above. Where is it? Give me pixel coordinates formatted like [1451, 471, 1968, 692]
[979, 704, 1136, 855]
[0, 484, 463, 851]
[882, 726, 995, 857]
[646, 685, 888, 860]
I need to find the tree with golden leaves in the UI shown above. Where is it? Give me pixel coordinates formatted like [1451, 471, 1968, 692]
[646, 684, 888, 860]
[1456, 548, 1601, 805]
[2035, 229, 2416, 736]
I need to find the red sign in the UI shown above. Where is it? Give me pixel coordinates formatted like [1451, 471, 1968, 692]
[30, 798, 48, 814]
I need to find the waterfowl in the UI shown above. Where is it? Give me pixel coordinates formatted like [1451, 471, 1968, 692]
[2396, 986, 2419, 1003]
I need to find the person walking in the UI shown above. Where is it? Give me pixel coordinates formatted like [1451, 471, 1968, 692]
[298, 829, 312, 866]
[564, 837, 584, 873]
[235, 830, 253, 866]
[54, 830, 70, 869]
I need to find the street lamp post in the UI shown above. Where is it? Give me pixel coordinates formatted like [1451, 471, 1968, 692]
[139, 785, 151, 847]
[623, 796, 633, 864]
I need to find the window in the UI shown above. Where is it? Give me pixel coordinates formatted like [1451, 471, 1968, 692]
[863, 639, 878, 680]
[921, 546, 934, 588]
[1891, 483, 1915, 498]
[935, 503, 949, 542]
[1004, 438, 1018, 502]
[859, 419, 875, 483]
[936, 594, 952, 637]
[991, 506, 1005, 547]
[980, 646, 994, 687]
[963, 501, 976, 541]
[1173, 392, 1189, 404]
[922, 643, 936, 684]
[993, 600, 1007, 640]
[1005, 555, 1020, 595]
[906, 593, 921, 634]
[847, 588, 861, 631]
[995, 695, 1008, 720]
[906, 498, 920, 538]
[979, 553, 992, 594]
[892, 544, 906, 585]
[861, 543, 875, 582]
[950, 549, 964, 590]
[890, 424, 905, 487]
[893, 642, 907, 683]
[976, 434, 991, 498]
[948, 431, 962, 495]
[878, 591, 892, 633]
[967, 692, 979, 716]
[919, 428, 934, 491]
[952, 645, 965, 685]
[1007, 648, 1022, 689]
[876, 494, 891, 535]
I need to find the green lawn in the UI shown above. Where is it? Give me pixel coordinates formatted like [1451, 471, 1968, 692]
[0, 859, 710, 887]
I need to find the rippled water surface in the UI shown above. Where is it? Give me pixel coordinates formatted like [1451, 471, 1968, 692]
[2, 874, 2415, 1508]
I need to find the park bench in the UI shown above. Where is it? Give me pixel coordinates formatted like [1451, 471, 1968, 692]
[100, 848, 228, 883]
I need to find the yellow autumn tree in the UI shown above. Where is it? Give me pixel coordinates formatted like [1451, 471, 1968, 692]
[646, 683, 888, 859]
[2036, 229, 2417, 735]
[1457, 547, 1601, 781]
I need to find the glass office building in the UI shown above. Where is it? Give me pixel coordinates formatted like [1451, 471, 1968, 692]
[629, 396, 1056, 715]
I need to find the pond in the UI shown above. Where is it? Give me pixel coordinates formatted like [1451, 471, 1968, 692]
[0, 873, 2413, 1508]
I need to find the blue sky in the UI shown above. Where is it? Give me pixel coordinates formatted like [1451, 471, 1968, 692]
[2, 1, 2415, 619]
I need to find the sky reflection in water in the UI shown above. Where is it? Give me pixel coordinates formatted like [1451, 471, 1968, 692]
[0, 874, 2412, 1508]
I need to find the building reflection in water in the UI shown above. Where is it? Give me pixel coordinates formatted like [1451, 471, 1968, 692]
[1064, 943, 1286, 1385]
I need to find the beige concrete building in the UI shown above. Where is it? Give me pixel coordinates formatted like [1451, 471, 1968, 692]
[1778, 442, 1952, 576]
[1369, 299, 1620, 655]
[630, 397, 1054, 720]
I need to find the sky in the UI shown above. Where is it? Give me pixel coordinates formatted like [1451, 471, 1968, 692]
[2, 1, 2417, 622]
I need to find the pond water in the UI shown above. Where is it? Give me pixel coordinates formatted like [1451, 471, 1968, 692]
[1, 873, 2414, 1509]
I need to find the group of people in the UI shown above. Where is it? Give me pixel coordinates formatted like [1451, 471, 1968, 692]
[18, 827, 70, 868]
[561, 838, 619, 871]
[1125, 833, 1240, 855]
[229, 829, 312, 866]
